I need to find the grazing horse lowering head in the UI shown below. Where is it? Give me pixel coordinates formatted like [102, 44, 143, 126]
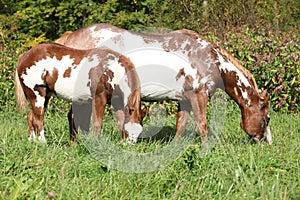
[215, 47, 272, 144]
[15, 42, 143, 143]
[56, 23, 273, 144]
[240, 90, 271, 143]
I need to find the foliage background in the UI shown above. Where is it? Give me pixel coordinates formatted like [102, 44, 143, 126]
[0, 0, 299, 112]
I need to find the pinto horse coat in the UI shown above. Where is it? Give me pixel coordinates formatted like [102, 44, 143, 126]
[15, 42, 142, 142]
[56, 24, 272, 144]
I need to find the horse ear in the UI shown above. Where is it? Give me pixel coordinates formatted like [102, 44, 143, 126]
[260, 89, 267, 99]
[260, 94, 270, 109]
[264, 94, 271, 104]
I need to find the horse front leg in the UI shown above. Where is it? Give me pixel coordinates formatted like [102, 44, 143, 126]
[190, 90, 209, 144]
[115, 109, 125, 136]
[68, 106, 77, 144]
[92, 93, 107, 136]
[27, 109, 36, 140]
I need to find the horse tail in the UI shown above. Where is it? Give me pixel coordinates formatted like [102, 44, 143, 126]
[15, 69, 28, 113]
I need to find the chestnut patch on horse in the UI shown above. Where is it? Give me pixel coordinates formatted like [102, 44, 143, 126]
[63, 67, 72, 78]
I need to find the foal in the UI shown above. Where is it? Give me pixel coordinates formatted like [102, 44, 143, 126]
[15, 42, 142, 142]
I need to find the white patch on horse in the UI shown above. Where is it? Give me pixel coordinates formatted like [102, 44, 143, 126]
[124, 122, 143, 142]
[38, 129, 47, 143]
[28, 130, 37, 141]
[265, 124, 272, 144]
[197, 38, 209, 48]
[21, 55, 73, 108]
[200, 75, 213, 94]
[105, 56, 126, 88]
[234, 87, 238, 96]
[124, 48, 195, 99]
[22, 55, 101, 104]
[241, 90, 250, 106]
[89, 26, 121, 48]
[118, 75, 131, 106]
[89, 27, 154, 53]
[54, 54, 100, 101]
[216, 51, 252, 106]
[181, 39, 191, 49]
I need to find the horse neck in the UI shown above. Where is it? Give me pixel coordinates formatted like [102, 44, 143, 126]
[218, 63, 259, 110]
[224, 78, 258, 110]
[212, 47, 259, 110]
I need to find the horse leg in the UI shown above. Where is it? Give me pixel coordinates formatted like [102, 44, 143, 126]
[68, 106, 77, 144]
[175, 103, 190, 139]
[92, 93, 107, 136]
[27, 109, 36, 140]
[26, 87, 47, 142]
[28, 105, 46, 142]
[115, 109, 125, 135]
[71, 103, 92, 135]
[190, 90, 209, 143]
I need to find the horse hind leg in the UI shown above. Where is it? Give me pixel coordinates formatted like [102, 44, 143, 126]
[68, 106, 77, 144]
[27, 88, 48, 143]
[115, 109, 125, 136]
[27, 109, 37, 140]
[27, 106, 46, 143]
[175, 103, 190, 139]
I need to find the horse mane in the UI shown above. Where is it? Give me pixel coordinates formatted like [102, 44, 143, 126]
[55, 31, 73, 45]
[180, 29, 258, 92]
[216, 46, 259, 92]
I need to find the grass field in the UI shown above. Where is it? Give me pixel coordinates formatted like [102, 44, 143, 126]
[0, 102, 299, 199]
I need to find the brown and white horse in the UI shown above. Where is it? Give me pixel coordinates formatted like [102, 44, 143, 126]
[56, 23, 272, 144]
[15, 42, 143, 142]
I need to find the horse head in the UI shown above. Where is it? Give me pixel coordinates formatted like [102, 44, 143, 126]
[240, 90, 272, 144]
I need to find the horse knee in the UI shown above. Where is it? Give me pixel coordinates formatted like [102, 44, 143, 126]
[196, 120, 208, 138]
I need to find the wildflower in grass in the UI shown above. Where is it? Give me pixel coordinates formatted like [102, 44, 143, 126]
[0, 147, 2, 152]
[48, 191, 55, 198]
[278, 98, 283, 108]
[274, 86, 280, 92]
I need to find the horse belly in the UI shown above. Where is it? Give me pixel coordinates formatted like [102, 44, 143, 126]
[126, 49, 189, 100]
[54, 75, 91, 102]
[53, 56, 100, 102]
[136, 65, 185, 101]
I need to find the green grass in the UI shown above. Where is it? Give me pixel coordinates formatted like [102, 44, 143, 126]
[0, 104, 299, 199]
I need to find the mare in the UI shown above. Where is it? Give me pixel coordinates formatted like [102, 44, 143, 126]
[56, 23, 272, 144]
[15, 42, 143, 142]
